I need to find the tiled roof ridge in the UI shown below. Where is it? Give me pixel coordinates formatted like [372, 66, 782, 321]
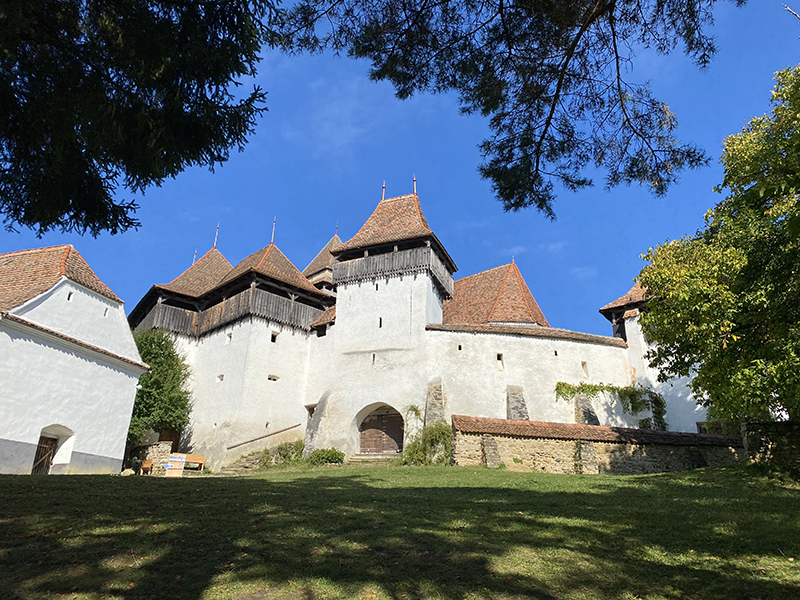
[411, 193, 428, 231]
[255, 244, 274, 271]
[165, 247, 227, 287]
[59, 246, 70, 275]
[64, 247, 122, 303]
[426, 323, 627, 348]
[487, 264, 514, 323]
[303, 234, 342, 277]
[512, 263, 538, 324]
[0, 244, 72, 258]
[451, 415, 744, 448]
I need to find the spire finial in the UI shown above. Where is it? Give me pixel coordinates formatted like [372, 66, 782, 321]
[271, 216, 276, 244]
[413, 174, 417, 195]
[382, 181, 386, 201]
[512, 255, 515, 264]
[193, 249, 197, 265]
[335, 219, 339, 236]
[213, 223, 220, 248]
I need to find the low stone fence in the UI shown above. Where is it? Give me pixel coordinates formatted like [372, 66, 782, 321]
[130, 441, 173, 474]
[743, 421, 800, 471]
[451, 415, 744, 475]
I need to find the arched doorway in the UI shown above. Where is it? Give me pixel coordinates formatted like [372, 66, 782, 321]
[359, 405, 404, 454]
[31, 425, 74, 475]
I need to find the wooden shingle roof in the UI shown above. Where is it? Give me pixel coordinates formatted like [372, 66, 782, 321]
[219, 243, 327, 297]
[155, 248, 232, 298]
[443, 263, 549, 327]
[451, 415, 743, 447]
[0, 245, 120, 311]
[333, 194, 433, 253]
[303, 234, 342, 279]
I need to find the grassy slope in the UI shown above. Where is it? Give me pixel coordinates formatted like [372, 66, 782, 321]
[0, 465, 798, 600]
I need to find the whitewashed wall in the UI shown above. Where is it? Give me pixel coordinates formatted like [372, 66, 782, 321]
[13, 279, 139, 360]
[0, 320, 141, 474]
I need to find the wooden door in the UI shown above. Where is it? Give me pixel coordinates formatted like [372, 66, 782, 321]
[31, 436, 58, 475]
[359, 408, 404, 453]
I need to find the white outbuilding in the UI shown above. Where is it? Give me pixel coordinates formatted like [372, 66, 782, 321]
[0, 245, 148, 474]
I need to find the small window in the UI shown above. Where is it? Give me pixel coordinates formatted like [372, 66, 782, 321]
[554, 350, 558, 357]
[581, 361, 589, 380]
[271, 332, 279, 343]
[496, 353, 504, 371]
[226, 332, 233, 344]
[376, 283, 379, 291]
[379, 317, 382, 328]
[66, 292, 73, 302]
[268, 374, 279, 382]
[372, 353, 376, 365]
[458, 344, 462, 351]
[316, 326, 327, 338]
[103, 307, 109, 318]
[217, 374, 224, 382]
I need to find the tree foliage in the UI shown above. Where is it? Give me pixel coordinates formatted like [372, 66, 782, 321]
[129, 328, 191, 445]
[280, 0, 741, 216]
[639, 65, 800, 422]
[0, 0, 276, 236]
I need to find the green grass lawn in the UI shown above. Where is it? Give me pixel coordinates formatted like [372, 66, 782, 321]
[1, 465, 798, 600]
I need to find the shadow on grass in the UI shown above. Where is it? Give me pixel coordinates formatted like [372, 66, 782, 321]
[1, 466, 798, 600]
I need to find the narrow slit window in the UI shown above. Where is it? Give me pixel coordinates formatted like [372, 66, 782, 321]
[379, 317, 382, 328]
[375, 283, 379, 291]
[496, 353, 504, 371]
[372, 353, 376, 365]
[458, 344, 462, 351]
[581, 361, 589, 380]
[554, 350, 558, 357]
[271, 332, 279, 343]
[226, 332, 233, 344]
[103, 307, 109, 318]
[66, 292, 73, 302]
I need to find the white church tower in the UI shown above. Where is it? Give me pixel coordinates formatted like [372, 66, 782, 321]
[303, 190, 457, 456]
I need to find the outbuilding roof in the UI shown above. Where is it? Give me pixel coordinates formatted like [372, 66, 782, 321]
[303, 234, 342, 280]
[451, 415, 743, 447]
[311, 305, 336, 328]
[155, 248, 233, 298]
[443, 263, 549, 327]
[0, 245, 120, 310]
[219, 243, 327, 297]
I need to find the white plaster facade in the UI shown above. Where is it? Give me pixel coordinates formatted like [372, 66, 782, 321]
[0, 247, 148, 474]
[130, 194, 705, 470]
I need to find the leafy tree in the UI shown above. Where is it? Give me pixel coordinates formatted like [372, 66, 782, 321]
[281, 0, 743, 217]
[129, 328, 191, 445]
[638, 65, 800, 422]
[1, 0, 276, 235]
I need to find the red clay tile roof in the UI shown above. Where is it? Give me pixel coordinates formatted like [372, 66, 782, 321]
[427, 323, 626, 348]
[303, 234, 342, 279]
[218, 243, 327, 297]
[600, 282, 647, 313]
[333, 194, 433, 253]
[311, 305, 336, 328]
[451, 415, 743, 447]
[0, 245, 120, 310]
[155, 248, 233, 298]
[0, 310, 148, 371]
[443, 263, 549, 327]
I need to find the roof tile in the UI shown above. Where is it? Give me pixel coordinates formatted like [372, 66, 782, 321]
[427, 323, 626, 347]
[219, 243, 327, 297]
[600, 282, 647, 313]
[333, 194, 432, 253]
[451, 415, 743, 447]
[0, 245, 120, 310]
[443, 263, 549, 327]
[155, 248, 233, 298]
[303, 234, 342, 280]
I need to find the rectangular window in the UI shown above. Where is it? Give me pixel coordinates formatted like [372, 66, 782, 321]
[271, 332, 279, 343]
[268, 374, 279, 382]
[496, 353, 504, 371]
[581, 361, 589, 380]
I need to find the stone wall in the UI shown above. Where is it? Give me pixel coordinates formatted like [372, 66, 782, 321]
[133, 441, 173, 474]
[743, 421, 800, 471]
[452, 415, 745, 475]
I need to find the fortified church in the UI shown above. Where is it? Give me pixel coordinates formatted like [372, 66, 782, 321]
[130, 190, 705, 470]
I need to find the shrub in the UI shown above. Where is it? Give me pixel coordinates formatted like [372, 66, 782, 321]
[402, 423, 453, 466]
[307, 448, 345, 466]
[259, 440, 305, 468]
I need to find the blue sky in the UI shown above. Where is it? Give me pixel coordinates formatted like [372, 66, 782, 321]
[2, 2, 798, 336]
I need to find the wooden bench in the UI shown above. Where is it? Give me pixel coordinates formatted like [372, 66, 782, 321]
[184, 454, 206, 472]
[141, 459, 153, 475]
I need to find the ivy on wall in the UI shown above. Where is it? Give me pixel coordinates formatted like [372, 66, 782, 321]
[555, 382, 668, 431]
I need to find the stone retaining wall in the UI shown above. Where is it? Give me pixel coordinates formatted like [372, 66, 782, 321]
[451, 415, 744, 475]
[743, 421, 800, 471]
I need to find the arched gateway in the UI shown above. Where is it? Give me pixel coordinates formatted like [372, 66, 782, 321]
[359, 406, 404, 454]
